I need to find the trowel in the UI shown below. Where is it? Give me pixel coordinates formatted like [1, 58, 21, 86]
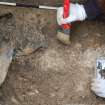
[0, 1, 72, 46]
[57, 0, 72, 45]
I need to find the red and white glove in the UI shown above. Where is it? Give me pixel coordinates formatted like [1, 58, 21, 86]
[57, 3, 87, 25]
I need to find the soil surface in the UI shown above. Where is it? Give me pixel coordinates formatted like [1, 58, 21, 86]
[0, 0, 105, 105]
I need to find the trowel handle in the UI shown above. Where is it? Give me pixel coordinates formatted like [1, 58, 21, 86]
[63, 0, 71, 30]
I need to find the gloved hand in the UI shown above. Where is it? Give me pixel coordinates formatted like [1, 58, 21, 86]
[91, 78, 105, 98]
[57, 3, 87, 25]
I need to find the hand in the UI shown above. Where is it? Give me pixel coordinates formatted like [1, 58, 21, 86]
[91, 78, 105, 98]
[57, 3, 87, 25]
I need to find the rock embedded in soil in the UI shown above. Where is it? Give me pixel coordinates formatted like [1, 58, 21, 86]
[0, 7, 47, 57]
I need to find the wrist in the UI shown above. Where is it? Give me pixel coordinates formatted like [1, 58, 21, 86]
[84, 0, 102, 20]
[76, 4, 87, 21]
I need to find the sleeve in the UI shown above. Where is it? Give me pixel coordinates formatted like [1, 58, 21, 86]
[84, 0, 102, 20]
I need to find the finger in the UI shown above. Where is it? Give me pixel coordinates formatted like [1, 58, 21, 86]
[92, 79, 102, 83]
[91, 82, 101, 88]
[91, 86, 102, 93]
[62, 16, 76, 24]
[91, 79, 105, 88]
[91, 82, 105, 94]
[91, 85, 105, 94]
[57, 7, 63, 17]
[94, 91, 105, 98]
[91, 85, 100, 91]
[57, 7, 63, 25]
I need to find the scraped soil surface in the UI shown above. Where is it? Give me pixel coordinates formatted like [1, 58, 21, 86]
[0, 0, 105, 105]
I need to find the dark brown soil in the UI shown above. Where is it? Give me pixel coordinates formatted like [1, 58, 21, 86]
[0, 0, 105, 105]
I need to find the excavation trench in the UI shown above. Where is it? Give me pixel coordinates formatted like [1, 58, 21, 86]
[0, 0, 105, 105]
